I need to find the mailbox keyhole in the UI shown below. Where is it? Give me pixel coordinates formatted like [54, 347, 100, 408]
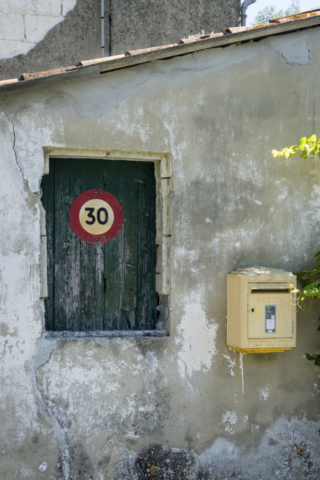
[251, 308, 255, 312]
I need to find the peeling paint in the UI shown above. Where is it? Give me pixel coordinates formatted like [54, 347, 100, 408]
[223, 353, 236, 376]
[222, 410, 238, 435]
[280, 41, 311, 66]
[176, 291, 218, 378]
[260, 386, 270, 401]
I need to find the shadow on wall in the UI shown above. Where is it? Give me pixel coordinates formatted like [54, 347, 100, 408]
[0, 0, 240, 81]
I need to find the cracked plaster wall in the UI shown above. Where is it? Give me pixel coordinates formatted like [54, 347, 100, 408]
[0, 27, 320, 480]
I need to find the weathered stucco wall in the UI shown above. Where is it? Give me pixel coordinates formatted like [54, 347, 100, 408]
[0, 0, 240, 81]
[109, 0, 240, 56]
[0, 27, 320, 480]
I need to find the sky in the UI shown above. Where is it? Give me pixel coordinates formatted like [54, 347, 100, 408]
[247, 0, 319, 24]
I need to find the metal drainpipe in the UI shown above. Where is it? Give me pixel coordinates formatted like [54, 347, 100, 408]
[241, 0, 257, 26]
[101, 0, 105, 57]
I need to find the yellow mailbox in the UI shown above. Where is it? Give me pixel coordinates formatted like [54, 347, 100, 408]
[227, 267, 297, 353]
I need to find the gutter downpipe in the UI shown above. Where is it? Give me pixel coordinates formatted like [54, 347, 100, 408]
[241, 0, 257, 26]
[101, 0, 105, 57]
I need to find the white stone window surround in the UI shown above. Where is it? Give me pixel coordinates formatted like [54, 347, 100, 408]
[40, 147, 172, 339]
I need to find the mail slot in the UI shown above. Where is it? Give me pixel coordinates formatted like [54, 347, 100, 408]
[227, 267, 297, 353]
[250, 286, 292, 294]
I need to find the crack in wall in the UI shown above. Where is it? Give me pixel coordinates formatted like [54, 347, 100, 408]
[35, 378, 71, 480]
[34, 338, 56, 370]
[7, 115, 32, 193]
[23, 14, 27, 40]
[34, 341, 71, 480]
[281, 42, 311, 66]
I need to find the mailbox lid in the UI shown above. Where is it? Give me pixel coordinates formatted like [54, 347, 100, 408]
[247, 283, 295, 339]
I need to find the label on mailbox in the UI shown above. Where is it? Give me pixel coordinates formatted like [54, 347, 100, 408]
[265, 305, 276, 333]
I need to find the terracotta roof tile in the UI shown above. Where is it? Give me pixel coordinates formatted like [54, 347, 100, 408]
[20, 66, 79, 80]
[125, 44, 179, 56]
[269, 9, 320, 24]
[78, 54, 126, 67]
[0, 78, 19, 86]
[178, 32, 224, 44]
[225, 26, 254, 34]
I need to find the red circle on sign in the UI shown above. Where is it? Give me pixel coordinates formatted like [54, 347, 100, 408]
[69, 189, 123, 244]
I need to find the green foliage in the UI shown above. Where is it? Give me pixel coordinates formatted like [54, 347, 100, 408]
[272, 134, 320, 366]
[295, 252, 320, 366]
[306, 352, 320, 366]
[296, 250, 320, 301]
[272, 134, 320, 161]
[284, 0, 302, 15]
[253, 0, 301, 25]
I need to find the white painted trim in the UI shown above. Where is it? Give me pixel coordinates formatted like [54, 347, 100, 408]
[43, 146, 172, 178]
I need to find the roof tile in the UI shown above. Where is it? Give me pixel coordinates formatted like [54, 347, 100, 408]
[78, 54, 126, 67]
[20, 66, 79, 80]
[0, 78, 19, 86]
[178, 32, 224, 44]
[125, 44, 179, 56]
[269, 9, 320, 24]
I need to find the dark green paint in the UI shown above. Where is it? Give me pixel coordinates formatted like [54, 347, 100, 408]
[137, 163, 157, 330]
[41, 163, 54, 331]
[54, 159, 81, 331]
[79, 159, 105, 331]
[41, 158, 157, 331]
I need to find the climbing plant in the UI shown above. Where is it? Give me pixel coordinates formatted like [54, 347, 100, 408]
[272, 135, 320, 366]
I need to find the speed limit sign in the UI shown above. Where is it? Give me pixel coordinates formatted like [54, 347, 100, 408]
[69, 189, 123, 244]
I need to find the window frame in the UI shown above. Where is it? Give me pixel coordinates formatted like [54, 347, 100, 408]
[40, 147, 172, 339]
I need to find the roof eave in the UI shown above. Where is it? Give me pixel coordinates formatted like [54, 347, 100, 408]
[99, 15, 320, 74]
[1, 15, 320, 97]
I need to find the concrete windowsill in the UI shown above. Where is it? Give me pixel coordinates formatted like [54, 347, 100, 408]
[42, 330, 169, 339]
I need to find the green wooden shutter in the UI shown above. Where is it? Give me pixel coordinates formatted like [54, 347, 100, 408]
[41, 158, 158, 331]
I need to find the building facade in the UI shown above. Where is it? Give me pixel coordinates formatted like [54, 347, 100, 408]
[0, 13, 320, 480]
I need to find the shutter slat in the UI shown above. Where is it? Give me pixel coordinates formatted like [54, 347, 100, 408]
[79, 159, 105, 331]
[54, 159, 81, 331]
[137, 162, 157, 330]
[104, 161, 138, 330]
